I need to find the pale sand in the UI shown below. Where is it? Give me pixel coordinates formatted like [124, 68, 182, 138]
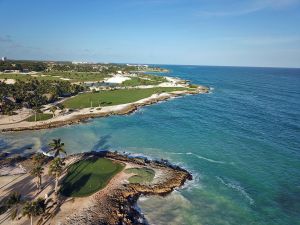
[0, 155, 166, 225]
[104, 75, 131, 84]
[0, 89, 207, 132]
[0, 108, 32, 125]
[0, 156, 80, 225]
[0, 79, 16, 84]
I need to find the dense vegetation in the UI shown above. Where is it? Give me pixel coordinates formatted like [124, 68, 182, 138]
[0, 79, 84, 115]
[121, 74, 167, 86]
[61, 158, 124, 197]
[51, 63, 121, 73]
[63, 87, 188, 109]
[0, 60, 47, 72]
[0, 61, 173, 115]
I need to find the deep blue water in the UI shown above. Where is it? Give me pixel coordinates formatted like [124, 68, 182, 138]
[1, 65, 300, 225]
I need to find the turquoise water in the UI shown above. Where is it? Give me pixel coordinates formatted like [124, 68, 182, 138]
[1, 65, 300, 225]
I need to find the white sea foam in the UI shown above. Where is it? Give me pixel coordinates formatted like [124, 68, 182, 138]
[138, 196, 150, 202]
[180, 170, 202, 191]
[170, 152, 226, 164]
[216, 176, 254, 205]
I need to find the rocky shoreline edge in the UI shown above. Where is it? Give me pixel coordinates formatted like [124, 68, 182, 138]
[65, 151, 192, 225]
[0, 86, 209, 133]
[0, 151, 192, 225]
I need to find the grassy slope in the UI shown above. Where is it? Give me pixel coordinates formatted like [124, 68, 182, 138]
[121, 74, 167, 86]
[26, 113, 53, 122]
[124, 167, 155, 184]
[45, 71, 111, 82]
[61, 158, 124, 197]
[0, 72, 111, 82]
[63, 87, 188, 109]
[0, 74, 59, 81]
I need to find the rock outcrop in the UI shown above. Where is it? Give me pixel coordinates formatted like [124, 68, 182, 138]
[63, 151, 192, 225]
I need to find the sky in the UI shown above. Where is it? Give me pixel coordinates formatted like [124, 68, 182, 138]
[0, 0, 300, 68]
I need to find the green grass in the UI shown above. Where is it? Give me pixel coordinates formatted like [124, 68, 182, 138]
[25, 113, 53, 122]
[0, 73, 53, 81]
[63, 87, 188, 109]
[124, 167, 155, 184]
[0, 72, 111, 82]
[121, 75, 167, 86]
[61, 158, 124, 197]
[44, 71, 111, 82]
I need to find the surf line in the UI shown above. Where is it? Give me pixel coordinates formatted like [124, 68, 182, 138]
[169, 152, 226, 164]
[216, 176, 255, 205]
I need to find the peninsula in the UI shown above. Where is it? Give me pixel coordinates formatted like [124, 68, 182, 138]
[0, 60, 209, 132]
[0, 60, 206, 225]
[0, 149, 192, 225]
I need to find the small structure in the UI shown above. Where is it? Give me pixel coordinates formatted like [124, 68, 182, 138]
[1, 56, 7, 61]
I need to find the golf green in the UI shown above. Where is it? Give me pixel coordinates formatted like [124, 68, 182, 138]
[61, 158, 124, 197]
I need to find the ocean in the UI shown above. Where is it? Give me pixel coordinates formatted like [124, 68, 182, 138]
[1, 65, 300, 225]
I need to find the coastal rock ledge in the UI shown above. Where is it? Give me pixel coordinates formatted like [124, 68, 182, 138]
[63, 151, 192, 225]
[0, 86, 209, 132]
[0, 151, 192, 225]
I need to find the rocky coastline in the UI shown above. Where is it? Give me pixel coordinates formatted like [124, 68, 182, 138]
[63, 151, 192, 225]
[1, 86, 209, 133]
[0, 151, 192, 225]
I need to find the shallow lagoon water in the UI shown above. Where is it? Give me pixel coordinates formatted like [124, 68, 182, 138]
[1, 65, 300, 225]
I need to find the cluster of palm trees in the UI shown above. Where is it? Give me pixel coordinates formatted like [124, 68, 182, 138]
[5, 138, 67, 225]
[0, 79, 84, 115]
[22, 198, 47, 225]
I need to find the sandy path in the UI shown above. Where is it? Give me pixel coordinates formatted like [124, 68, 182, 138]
[0, 90, 202, 131]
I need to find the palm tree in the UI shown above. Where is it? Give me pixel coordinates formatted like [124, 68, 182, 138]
[6, 192, 22, 220]
[48, 158, 65, 195]
[48, 139, 66, 157]
[33, 152, 46, 165]
[30, 165, 44, 191]
[22, 198, 46, 225]
[49, 106, 57, 118]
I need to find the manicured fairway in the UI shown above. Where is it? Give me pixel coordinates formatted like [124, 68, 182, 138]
[124, 167, 155, 184]
[0, 72, 110, 82]
[61, 158, 124, 197]
[45, 71, 110, 82]
[26, 113, 52, 122]
[63, 87, 188, 109]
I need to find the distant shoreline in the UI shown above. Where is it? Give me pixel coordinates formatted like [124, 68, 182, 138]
[0, 86, 209, 132]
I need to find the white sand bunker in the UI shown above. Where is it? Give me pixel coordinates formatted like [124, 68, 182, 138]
[105, 75, 131, 84]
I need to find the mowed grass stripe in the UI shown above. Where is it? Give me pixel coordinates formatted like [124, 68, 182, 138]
[61, 158, 124, 197]
[63, 87, 187, 109]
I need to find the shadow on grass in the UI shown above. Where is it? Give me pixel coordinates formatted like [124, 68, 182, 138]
[60, 174, 92, 197]
[62, 157, 97, 185]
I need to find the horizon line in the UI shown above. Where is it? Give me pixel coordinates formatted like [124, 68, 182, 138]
[3, 57, 300, 70]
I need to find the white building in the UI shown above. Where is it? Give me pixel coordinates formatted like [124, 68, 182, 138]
[72, 61, 88, 65]
[1, 57, 7, 61]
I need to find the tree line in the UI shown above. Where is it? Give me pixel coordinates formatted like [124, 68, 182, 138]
[0, 139, 67, 225]
[0, 79, 84, 115]
[0, 61, 47, 72]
